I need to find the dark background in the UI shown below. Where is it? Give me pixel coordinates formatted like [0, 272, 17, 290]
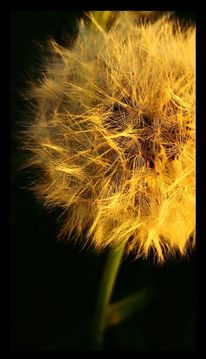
[10, 11, 196, 351]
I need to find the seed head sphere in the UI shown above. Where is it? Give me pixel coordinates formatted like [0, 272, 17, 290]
[24, 12, 195, 262]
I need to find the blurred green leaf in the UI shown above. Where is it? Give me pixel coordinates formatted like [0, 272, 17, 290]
[105, 288, 151, 329]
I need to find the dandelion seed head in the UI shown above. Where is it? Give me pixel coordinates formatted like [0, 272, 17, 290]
[23, 12, 195, 263]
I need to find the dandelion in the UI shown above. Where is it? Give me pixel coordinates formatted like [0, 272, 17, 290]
[22, 11, 195, 348]
[23, 11, 195, 263]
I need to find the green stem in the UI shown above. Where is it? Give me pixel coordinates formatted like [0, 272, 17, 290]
[92, 241, 127, 350]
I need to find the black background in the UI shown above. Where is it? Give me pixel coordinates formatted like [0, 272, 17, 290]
[10, 11, 196, 351]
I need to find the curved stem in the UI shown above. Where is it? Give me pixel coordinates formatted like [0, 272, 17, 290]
[92, 241, 127, 349]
